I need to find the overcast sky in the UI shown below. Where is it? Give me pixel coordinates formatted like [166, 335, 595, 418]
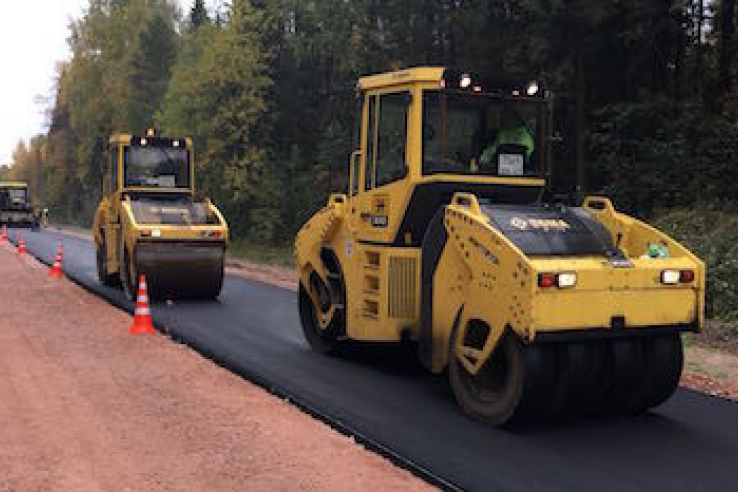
[0, 0, 210, 166]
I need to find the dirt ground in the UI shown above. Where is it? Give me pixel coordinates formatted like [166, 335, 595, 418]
[48, 224, 738, 401]
[0, 241, 432, 492]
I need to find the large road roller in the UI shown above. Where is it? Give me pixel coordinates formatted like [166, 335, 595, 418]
[294, 68, 705, 425]
[0, 182, 41, 228]
[94, 129, 228, 300]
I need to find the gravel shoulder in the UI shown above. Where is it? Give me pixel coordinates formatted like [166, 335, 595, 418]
[0, 240, 432, 491]
[47, 224, 738, 403]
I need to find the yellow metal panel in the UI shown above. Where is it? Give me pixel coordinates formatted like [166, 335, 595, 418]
[531, 289, 699, 332]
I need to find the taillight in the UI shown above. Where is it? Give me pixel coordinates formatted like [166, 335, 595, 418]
[538, 272, 577, 289]
[140, 230, 152, 238]
[538, 273, 556, 288]
[680, 270, 695, 283]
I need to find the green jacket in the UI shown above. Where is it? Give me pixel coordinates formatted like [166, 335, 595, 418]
[480, 127, 534, 165]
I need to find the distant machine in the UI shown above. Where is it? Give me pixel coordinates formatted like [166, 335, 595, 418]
[94, 129, 229, 300]
[0, 181, 41, 229]
[294, 67, 706, 425]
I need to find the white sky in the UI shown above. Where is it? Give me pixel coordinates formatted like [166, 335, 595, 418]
[0, 0, 215, 166]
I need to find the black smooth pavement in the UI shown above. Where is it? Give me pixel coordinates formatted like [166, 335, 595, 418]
[8, 228, 738, 492]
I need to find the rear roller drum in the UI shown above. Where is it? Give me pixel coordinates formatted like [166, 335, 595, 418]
[448, 327, 559, 426]
[121, 248, 138, 302]
[96, 237, 119, 287]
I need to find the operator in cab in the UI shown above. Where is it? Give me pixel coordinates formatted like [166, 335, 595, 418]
[478, 104, 534, 172]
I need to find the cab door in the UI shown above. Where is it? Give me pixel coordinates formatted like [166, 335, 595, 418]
[352, 90, 411, 245]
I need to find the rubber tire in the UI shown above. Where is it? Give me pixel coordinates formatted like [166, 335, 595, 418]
[548, 342, 613, 418]
[609, 339, 647, 413]
[96, 238, 119, 287]
[633, 335, 684, 411]
[448, 327, 558, 426]
[298, 283, 343, 355]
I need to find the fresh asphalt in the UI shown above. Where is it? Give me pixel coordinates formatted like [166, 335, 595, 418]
[8, 227, 738, 492]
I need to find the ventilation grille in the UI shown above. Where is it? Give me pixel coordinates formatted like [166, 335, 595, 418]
[388, 257, 417, 319]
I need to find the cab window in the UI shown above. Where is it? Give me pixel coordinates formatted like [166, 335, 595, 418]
[365, 91, 409, 190]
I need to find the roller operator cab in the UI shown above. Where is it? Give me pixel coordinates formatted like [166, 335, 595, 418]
[0, 182, 42, 229]
[294, 68, 706, 425]
[94, 130, 229, 300]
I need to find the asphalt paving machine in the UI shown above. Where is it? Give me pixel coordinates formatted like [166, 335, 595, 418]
[94, 129, 229, 300]
[0, 182, 41, 228]
[294, 68, 705, 425]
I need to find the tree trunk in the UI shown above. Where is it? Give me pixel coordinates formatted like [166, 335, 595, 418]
[719, 0, 736, 104]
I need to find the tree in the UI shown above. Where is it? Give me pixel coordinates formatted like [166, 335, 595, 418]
[190, 0, 210, 29]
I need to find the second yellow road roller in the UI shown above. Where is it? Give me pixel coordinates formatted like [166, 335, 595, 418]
[94, 129, 229, 300]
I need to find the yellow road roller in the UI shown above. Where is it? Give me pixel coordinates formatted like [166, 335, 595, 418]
[294, 68, 705, 425]
[94, 130, 229, 300]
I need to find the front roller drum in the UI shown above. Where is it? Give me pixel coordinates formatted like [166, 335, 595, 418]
[132, 242, 225, 300]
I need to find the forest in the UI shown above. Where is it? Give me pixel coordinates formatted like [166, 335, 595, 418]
[1, 0, 737, 326]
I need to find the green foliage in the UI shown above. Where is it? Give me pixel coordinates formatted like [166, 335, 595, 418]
[591, 99, 738, 217]
[653, 206, 738, 330]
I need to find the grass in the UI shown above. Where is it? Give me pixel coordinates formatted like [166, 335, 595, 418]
[228, 239, 295, 269]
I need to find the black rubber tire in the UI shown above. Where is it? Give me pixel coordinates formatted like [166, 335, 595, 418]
[548, 342, 613, 418]
[448, 327, 558, 426]
[298, 283, 344, 355]
[121, 248, 138, 302]
[96, 238, 119, 287]
[609, 338, 648, 412]
[633, 335, 684, 411]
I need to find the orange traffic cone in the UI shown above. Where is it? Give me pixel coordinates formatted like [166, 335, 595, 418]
[17, 235, 27, 255]
[49, 243, 64, 279]
[130, 274, 156, 335]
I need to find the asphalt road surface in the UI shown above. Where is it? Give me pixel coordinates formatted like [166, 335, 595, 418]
[8, 227, 738, 492]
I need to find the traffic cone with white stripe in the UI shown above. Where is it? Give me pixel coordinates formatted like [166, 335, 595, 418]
[49, 242, 64, 279]
[17, 235, 27, 255]
[130, 274, 156, 335]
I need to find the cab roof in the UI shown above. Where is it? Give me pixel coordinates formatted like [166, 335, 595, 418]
[358, 67, 445, 91]
[108, 134, 193, 146]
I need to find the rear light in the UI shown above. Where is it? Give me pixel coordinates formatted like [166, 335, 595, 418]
[538, 273, 556, 288]
[538, 272, 577, 289]
[680, 269, 695, 283]
[140, 230, 152, 237]
[201, 230, 223, 238]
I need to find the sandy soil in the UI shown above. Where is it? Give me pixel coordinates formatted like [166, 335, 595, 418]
[0, 241, 432, 492]
[46, 224, 738, 401]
